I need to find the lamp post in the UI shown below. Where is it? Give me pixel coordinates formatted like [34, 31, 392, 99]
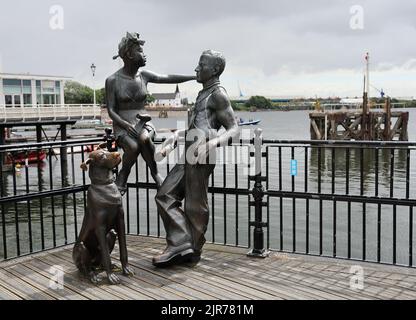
[90, 63, 96, 106]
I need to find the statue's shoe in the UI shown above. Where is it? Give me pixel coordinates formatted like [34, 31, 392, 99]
[185, 250, 202, 264]
[152, 243, 194, 267]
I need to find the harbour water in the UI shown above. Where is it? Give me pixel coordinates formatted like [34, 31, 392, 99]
[1, 109, 416, 264]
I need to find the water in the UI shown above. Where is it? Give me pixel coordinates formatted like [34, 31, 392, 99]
[1, 108, 416, 264]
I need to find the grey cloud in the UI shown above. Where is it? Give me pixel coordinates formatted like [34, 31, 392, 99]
[0, 0, 414, 97]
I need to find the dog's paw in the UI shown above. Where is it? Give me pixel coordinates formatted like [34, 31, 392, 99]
[89, 272, 99, 285]
[122, 265, 134, 277]
[107, 273, 121, 285]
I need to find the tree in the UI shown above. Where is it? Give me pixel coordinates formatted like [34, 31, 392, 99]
[146, 94, 155, 104]
[245, 95, 272, 109]
[64, 81, 105, 105]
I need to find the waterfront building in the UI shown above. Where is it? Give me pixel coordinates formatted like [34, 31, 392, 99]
[150, 84, 182, 107]
[0, 73, 70, 107]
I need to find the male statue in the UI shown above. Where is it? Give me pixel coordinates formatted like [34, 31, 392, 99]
[153, 50, 239, 267]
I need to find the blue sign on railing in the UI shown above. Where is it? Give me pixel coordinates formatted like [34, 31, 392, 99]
[291, 159, 298, 176]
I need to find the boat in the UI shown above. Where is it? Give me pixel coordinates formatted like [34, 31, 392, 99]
[5, 150, 47, 165]
[237, 117, 261, 126]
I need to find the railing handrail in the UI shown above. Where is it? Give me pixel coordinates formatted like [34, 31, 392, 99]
[0, 137, 104, 152]
[263, 139, 416, 147]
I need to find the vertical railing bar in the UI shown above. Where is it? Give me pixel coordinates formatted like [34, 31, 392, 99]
[377, 203, 381, 263]
[406, 149, 410, 199]
[346, 148, 350, 195]
[48, 147, 56, 247]
[247, 146, 250, 248]
[393, 204, 397, 265]
[223, 145, 226, 245]
[376, 147, 380, 263]
[136, 160, 140, 235]
[38, 148, 45, 251]
[346, 148, 350, 259]
[80, 150, 87, 219]
[305, 146, 309, 254]
[24, 152, 33, 253]
[212, 169, 215, 243]
[126, 184, 130, 234]
[331, 147, 335, 194]
[360, 147, 364, 196]
[146, 164, 150, 236]
[318, 146, 322, 255]
[71, 146, 78, 239]
[390, 148, 394, 198]
[11, 156, 20, 256]
[0, 150, 7, 259]
[61, 146, 67, 245]
[266, 146, 269, 250]
[278, 146, 282, 251]
[291, 146, 295, 253]
[235, 145, 239, 247]
[333, 200, 337, 257]
[363, 202, 366, 261]
[409, 206, 413, 267]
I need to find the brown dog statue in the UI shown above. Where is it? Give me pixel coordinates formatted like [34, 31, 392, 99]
[73, 145, 134, 284]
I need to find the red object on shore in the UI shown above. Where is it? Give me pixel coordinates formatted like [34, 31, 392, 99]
[5, 150, 47, 165]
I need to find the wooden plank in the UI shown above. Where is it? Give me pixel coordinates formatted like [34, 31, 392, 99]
[0, 268, 55, 300]
[127, 249, 271, 300]
[0, 283, 23, 300]
[37, 253, 141, 300]
[56, 249, 213, 300]
[130, 242, 349, 300]
[24, 258, 108, 300]
[5, 264, 87, 300]
[53, 250, 188, 300]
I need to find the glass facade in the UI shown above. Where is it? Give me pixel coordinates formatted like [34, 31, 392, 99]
[1, 77, 64, 106]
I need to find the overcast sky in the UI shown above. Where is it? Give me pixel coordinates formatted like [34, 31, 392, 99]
[0, 0, 415, 100]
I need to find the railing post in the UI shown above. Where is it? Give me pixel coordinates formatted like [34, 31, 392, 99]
[247, 128, 269, 258]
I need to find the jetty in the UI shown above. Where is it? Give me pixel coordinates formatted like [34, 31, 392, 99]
[2, 235, 416, 300]
[309, 53, 409, 141]
[1, 128, 416, 300]
[309, 96, 409, 141]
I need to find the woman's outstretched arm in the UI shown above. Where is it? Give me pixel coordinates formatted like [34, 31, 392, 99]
[141, 70, 195, 84]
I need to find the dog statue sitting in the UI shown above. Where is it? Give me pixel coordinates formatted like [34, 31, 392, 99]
[73, 145, 134, 285]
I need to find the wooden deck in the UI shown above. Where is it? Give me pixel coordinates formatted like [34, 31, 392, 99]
[1, 235, 416, 300]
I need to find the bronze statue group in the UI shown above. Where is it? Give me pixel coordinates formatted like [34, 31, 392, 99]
[73, 32, 239, 285]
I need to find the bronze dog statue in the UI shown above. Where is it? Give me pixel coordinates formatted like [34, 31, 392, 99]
[73, 145, 134, 284]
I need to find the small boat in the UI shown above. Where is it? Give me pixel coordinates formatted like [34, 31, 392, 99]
[5, 150, 47, 165]
[237, 117, 261, 126]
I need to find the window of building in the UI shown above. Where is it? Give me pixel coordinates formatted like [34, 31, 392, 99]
[5, 95, 12, 107]
[23, 94, 32, 106]
[3, 78, 22, 95]
[14, 95, 21, 107]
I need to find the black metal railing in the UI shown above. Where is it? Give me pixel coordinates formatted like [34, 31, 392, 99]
[0, 137, 103, 260]
[1, 130, 416, 270]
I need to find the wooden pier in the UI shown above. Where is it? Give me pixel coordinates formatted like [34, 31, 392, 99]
[1, 235, 416, 300]
[310, 97, 409, 141]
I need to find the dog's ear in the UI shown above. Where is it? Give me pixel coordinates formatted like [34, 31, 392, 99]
[80, 158, 92, 171]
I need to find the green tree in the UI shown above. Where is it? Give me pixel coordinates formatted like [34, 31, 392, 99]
[146, 94, 155, 104]
[245, 95, 272, 109]
[64, 81, 105, 105]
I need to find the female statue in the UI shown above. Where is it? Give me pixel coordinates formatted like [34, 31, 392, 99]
[105, 32, 195, 194]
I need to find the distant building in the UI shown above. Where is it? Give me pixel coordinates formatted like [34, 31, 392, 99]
[150, 85, 182, 107]
[0, 73, 70, 107]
